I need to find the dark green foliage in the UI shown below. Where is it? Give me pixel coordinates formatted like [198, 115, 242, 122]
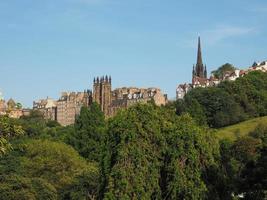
[18, 110, 47, 137]
[0, 175, 57, 200]
[68, 103, 106, 162]
[62, 171, 99, 200]
[101, 103, 219, 199]
[238, 124, 267, 199]
[177, 71, 267, 128]
[181, 87, 245, 128]
[0, 139, 99, 199]
[46, 120, 61, 128]
[212, 124, 267, 199]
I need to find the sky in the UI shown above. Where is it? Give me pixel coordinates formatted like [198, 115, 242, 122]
[0, 0, 266, 107]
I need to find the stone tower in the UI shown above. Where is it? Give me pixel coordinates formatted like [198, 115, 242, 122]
[93, 75, 112, 116]
[192, 37, 207, 80]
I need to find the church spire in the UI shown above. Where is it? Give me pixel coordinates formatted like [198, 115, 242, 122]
[197, 36, 203, 67]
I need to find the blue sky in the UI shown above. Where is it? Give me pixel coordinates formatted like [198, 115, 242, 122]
[0, 0, 266, 107]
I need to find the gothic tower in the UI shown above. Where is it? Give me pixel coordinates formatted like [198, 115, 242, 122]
[192, 37, 207, 80]
[93, 75, 112, 116]
[93, 77, 101, 105]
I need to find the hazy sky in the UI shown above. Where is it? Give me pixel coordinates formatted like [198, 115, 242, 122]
[0, 0, 266, 107]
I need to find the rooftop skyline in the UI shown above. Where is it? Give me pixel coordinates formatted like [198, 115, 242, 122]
[1, 0, 267, 107]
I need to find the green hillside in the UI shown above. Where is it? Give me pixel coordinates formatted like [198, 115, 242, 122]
[216, 116, 267, 141]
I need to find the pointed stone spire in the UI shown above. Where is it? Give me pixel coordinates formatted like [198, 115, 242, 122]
[109, 76, 112, 83]
[197, 36, 203, 67]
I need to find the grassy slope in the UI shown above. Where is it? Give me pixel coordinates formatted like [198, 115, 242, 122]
[216, 116, 267, 141]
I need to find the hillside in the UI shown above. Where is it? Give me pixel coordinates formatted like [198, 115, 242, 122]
[216, 116, 267, 141]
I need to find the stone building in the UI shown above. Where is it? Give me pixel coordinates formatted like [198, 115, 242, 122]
[93, 76, 168, 116]
[177, 37, 219, 99]
[0, 98, 24, 119]
[192, 37, 208, 86]
[33, 90, 92, 126]
[93, 76, 112, 116]
[33, 98, 57, 121]
[176, 37, 267, 100]
[57, 90, 92, 126]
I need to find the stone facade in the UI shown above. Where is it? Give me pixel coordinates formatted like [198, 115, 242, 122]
[56, 91, 92, 126]
[0, 98, 25, 119]
[93, 76, 112, 116]
[0, 99, 6, 115]
[33, 90, 92, 126]
[93, 77, 168, 117]
[33, 98, 57, 121]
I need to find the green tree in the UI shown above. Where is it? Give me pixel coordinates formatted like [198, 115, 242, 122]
[68, 103, 106, 162]
[182, 87, 245, 128]
[16, 102, 22, 109]
[0, 175, 57, 200]
[0, 139, 99, 199]
[0, 116, 25, 156]
[101, 103, 219, 199]
[211, 63, 236, 79]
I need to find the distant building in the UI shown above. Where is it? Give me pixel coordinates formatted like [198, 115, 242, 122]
[0, 97, 25, 119]
[177, 37, 210, 99]
[192, 37, 208, 83]
[93, 76, 168, 117]
[33, 91, 92, 126]
[176, 83, 191, 100]
[33, 98, 58, 121]
[176, 37, 267, 100]
[57, 91, 92, 126]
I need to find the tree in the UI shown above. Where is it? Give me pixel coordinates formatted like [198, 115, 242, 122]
[182, 87, 245, 128]
[237, 124, 267, 199]
[19, 110, 46, 137]
[68, 103, 106, 162]
[0, 175, 58, 200]
[211, 63, 236, 79]
[100, 103, 219, 199]
[16, 102, 22, 109]
[0, 116, 25, 156]
[0, 139, 99, 199]
[0, 137, 11, 156]
[62, 171, 99, 200]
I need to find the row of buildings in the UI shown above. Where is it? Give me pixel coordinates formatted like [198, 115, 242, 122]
[33, 77, 168, 126]
[176, 37, 267, 99]
[2, 37, 266, 126]
[0, 97, 30, 119]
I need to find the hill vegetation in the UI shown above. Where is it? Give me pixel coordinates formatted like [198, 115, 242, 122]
[217, 116, 267, 141]
[0, 70, 266, 199]
[176, 71, 267, 128]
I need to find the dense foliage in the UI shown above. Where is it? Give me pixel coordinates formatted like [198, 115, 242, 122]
[0, 139, 98, 200]
[176, 71, 267, 128]
[1, 71, 267, 199]
[67, 103, 106, 162]
[101, 104, 219, 199]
